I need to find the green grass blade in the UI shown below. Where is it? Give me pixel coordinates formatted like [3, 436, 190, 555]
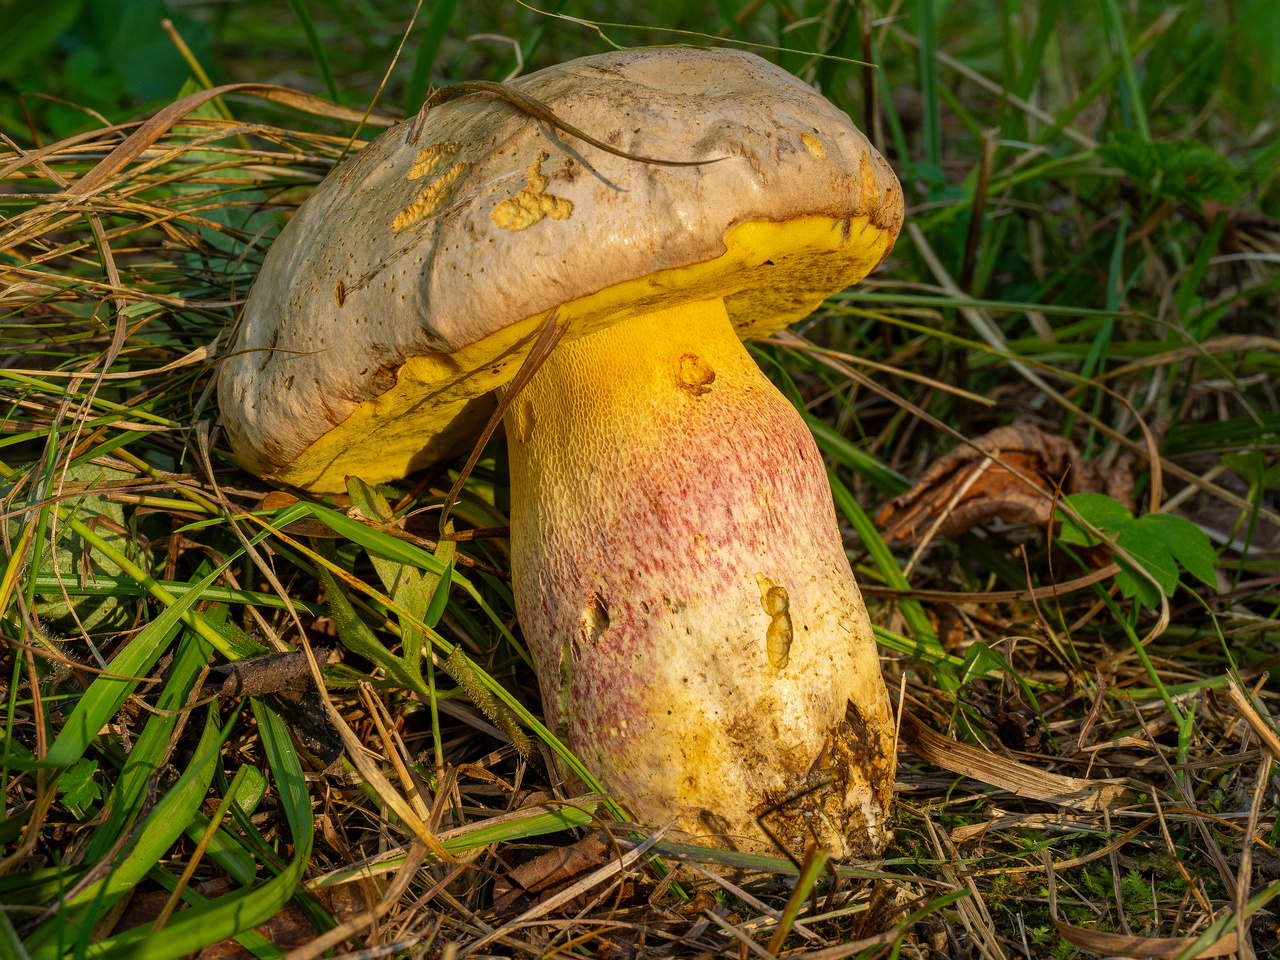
[806, 415, 911, 496]
[0, 910, 31, 960]
[1015, 0, 1063, 101]
[285, 0, 340, 101]
[311, 803, 598, 887]
[73, 702, 315, 960]
[1065, 212, 1127, 445]
[42, 561, 234, 770]
[916, 0, 941, 170]
[826, 468, 940, 650]
[405, 0, 461, 114]
[84, 628, 213, 862]
[1177, 210, 1229, 333]
[24, 576, 323, 614]
[315, 560, 426, 694]
[144, 867, 283, 960]
[1099, 0, 1150, 139]
[24, 706, 225, 956]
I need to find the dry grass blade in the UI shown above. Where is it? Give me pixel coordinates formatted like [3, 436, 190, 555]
[63, 83, 393, 198]
[424, 80, 722, 166]
[1227, 676, 1280, 763]
[1052, 918, 1237, 958]
[859, 562, 1120, 602]
[438, 308, 564, 535]
[899, 710, 1132, 811]
[284, 842, 430, 960]
[682, 860, 824, 943]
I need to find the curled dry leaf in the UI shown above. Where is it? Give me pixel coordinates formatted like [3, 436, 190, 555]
[875, 423, 1137, 545]
[492, 831, 635, 917]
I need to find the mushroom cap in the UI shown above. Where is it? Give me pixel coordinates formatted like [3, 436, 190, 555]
[218, 47, 904, 491]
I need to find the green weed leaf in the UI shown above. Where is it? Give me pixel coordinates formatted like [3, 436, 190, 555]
[1140, 514, 1218, 588]
[1058, 493, 1219, 606]
[1115, 523, 1179, 600]
[1056, 491, 1134, 546]
[1222, 452, 1280, 491]
[1098, 130, 1245, 209]
[58, 759, 103, 814]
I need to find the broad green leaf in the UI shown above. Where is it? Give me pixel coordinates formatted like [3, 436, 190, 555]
[1057, 491, 1134, 546]
[57, 759, 102, 814]
[1114, 558, 1163, 610]
[1141, 514, 1218, 588]
[1116, 524, 1180, 597]
[1109, 515, 1179, 610]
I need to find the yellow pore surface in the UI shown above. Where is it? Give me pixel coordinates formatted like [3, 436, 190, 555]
[277, 213, 894, 491]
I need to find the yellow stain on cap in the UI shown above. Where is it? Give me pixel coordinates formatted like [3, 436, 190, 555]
[492, 157, 573, 231]
[407, 141, 462, 181]
[392, 161, 471, 233]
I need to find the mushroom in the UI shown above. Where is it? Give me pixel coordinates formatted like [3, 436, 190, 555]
[219, 47, 903, 859]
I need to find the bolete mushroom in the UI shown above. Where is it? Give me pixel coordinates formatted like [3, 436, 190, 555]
[219, 47, 903, 859]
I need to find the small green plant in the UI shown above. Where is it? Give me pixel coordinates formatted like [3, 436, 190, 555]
[1057, 492, 1220, 767]
[1056, 492, 1218, 608]
[1097, 130, 1246, 210]
[58, 758, 103, 817]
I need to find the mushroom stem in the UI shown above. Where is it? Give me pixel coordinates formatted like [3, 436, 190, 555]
[505, 298, 895, 859]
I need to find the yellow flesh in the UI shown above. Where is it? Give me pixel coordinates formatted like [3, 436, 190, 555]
[275, 214, 894, 491]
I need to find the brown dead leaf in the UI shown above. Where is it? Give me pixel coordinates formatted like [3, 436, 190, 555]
[492, 831, 623, 917]
[958, 679, 1042, 753]
[876, 423, 1137, 545]
[931, 603, 966, 654]
[195, 902, 321, 960]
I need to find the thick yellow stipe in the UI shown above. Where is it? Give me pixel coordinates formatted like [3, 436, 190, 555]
[276, 214, 893, 491]
[503, 297, 896, 858]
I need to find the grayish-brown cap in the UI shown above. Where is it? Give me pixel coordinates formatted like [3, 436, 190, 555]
[218, 47, 903, 491]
